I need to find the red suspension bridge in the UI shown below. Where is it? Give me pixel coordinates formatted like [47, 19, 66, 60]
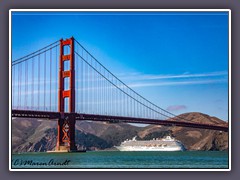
[11, 37, 228, 152]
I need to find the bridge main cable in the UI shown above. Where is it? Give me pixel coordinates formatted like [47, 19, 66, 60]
[12, 39, 60, 111]
[12, 40, 59, 66]
[74, 39, 181, 120]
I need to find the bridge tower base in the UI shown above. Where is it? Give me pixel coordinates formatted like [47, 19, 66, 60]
[56, 117, 77, 152]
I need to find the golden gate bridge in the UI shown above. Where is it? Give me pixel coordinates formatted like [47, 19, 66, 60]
[11, 37, 228, 152]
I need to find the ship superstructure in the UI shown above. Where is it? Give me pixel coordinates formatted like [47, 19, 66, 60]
[115, 136, 185, 151]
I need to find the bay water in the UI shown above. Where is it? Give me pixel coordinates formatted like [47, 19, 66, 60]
[12, 151, 228, 169]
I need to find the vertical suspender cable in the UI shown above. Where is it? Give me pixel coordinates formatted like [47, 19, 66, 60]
[113, 78, 116, 115]
[76, 52, 78, 112]
[75, 43, 78, 112]
[104, 70, 105, 114]
[113, 77, 114, 115]
[55, 46, 58, 111]
[12, 66, 15, 108]
[92, 56, 94, 114]
[123, 85, 125, 116]
[127, 88, 130, 116]
[104, 71, 106, 115]
[117, 79, 119, 116]
[121, 82, 122, 116]
[146, 103, 149, 118]
[38, 54, 40, 110]
[100, 64, 101, 114]
[100, 66, 102, 114]
[142, 99, 144, 118]
[105, 71, 106, 114]
[127, 88, 129, 117]
[86, 54, 88, 113]
[94, 61, 96, 114]
[92, 57, 94, 114]
[103, 68, 104, 114]
[44, 52, 46, 110]
[122, 85, 124, 116]
[122, 84, 124, 115]
[31, 57, 34, 109]
[81, 48, 83, 113]
[144, 101, 146, 118]
[101, 67, 103, 115]
[129, 91, 133, 116]
[119, 81, 121, 116]
[148, 103, 149, 118]
[134, 94, 135, 117]
[113, 78, 115, 115]
[149, 104, 151, 118]
[103, 70, 105, 114]
[149, 104, 150, 119]
[148, 104, 152, 118]
[104, 70, 106, 114]
[98, 63, 100, 114]
[95, 61, 97, 114]
[83, 53, 86, 113]
[127, 88, 128, 116]
[90, 56, 92, 114]
[130, 91, 132, 117]
[19, 63, 22, 108]
[16, 65, 19, 108]
[50, 49, 52, 111]
[24, 61, 27, 109]
[98, 64, 100, 114]
[102, 69, 103, 114]
[133, 93, 134, 117]
[129, 91, 131, 117]
[103, 69, 106, 114]
[146, 101, 148, 118]
[111, 76, 113, 115]
[83, 52, 85, 113]
[139, 97, 141, 118]
[144, 101, 147, 118]
[100, 64, 102, 114]
[114, 77, 116, 115]
[107, 72, 109, 115]
[117, 79, 118, 115]
[114, 78, 116, 115]
[131, 91, 132, 117]
[137, 95, 139, 117]
[88, 56, 92, 114]
[88, 55, 90, 113]
[132, 93, 133, 117]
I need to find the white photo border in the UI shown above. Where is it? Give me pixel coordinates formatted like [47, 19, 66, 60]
[9, 9, 231, 171]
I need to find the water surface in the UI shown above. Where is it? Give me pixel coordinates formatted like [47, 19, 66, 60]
[12, 151, 228, 169]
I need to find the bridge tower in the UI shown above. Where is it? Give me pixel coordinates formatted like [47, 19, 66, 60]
[56, 37, 77, 152]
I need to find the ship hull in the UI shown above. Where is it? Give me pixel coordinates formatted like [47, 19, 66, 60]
[115, 146, 183, 151]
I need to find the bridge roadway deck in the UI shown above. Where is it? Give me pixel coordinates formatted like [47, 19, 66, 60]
[12, 110, 229, 132]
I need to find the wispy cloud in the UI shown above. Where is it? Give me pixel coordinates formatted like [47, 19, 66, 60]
[140, 71, 227, 80]
[118, 71, 228, 88]
[128, 78, 227, 88]
[118, 71, 228, 81]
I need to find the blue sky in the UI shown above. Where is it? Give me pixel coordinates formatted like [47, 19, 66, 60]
[11, 11, 229, 121]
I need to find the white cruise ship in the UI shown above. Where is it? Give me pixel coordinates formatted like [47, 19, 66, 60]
[115, 136, 185, 151]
